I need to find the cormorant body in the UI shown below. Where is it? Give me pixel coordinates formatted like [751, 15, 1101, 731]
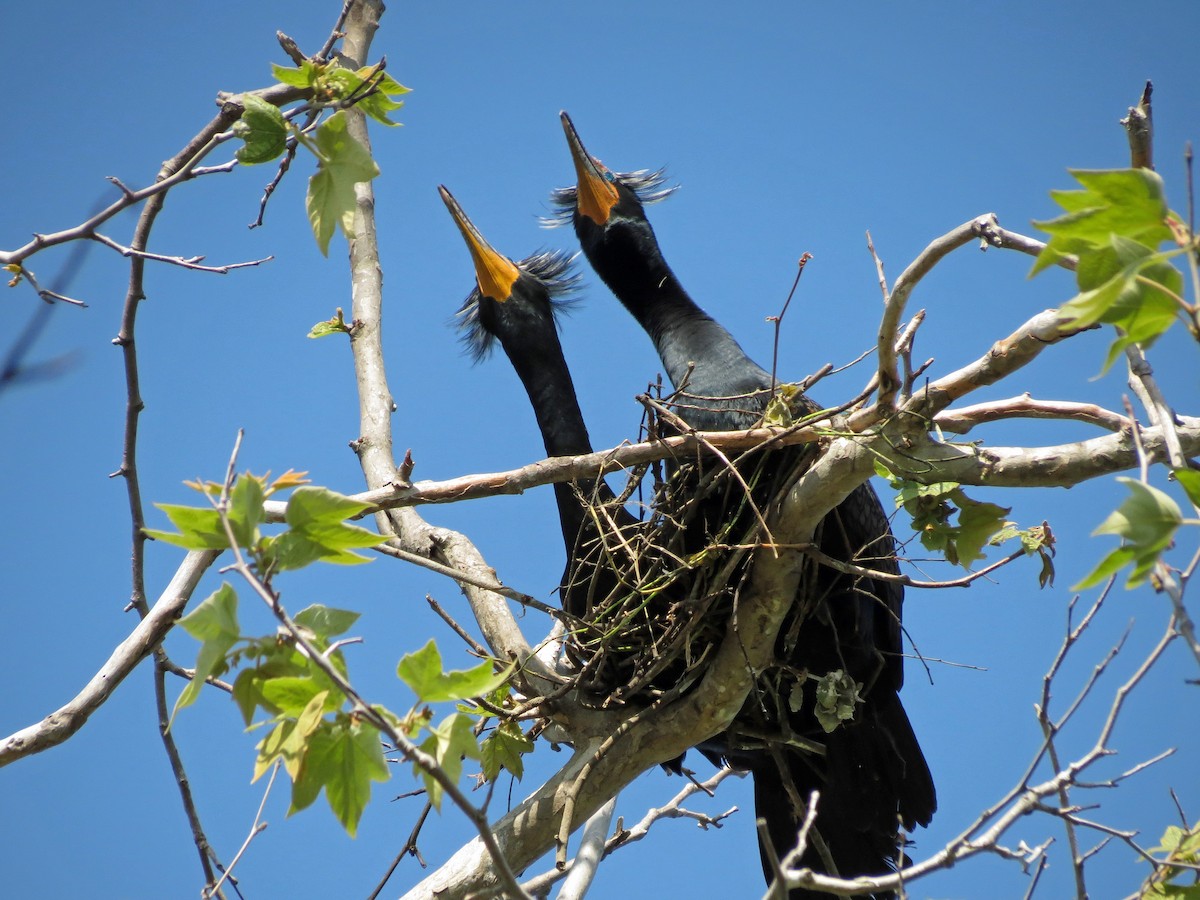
[554, 114, 936, 899]
[441, 185, 628, 619]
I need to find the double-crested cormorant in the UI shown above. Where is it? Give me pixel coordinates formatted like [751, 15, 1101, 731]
[439, 185, 632, 621]
[553, 112, 936, 898]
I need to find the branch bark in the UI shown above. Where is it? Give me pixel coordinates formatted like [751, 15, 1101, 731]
[0, 549, 219, 766]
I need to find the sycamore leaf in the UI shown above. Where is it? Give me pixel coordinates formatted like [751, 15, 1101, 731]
[260, 677, 330, 717]
[271, 60, 322, 89]
[308, 310, 352, 339]
[286, 486, 373, 528]
[481, 721, 534, 782]
[255, 719, 295, 782]
[267, 487, 379, 569]
[289, 718, 387, 836]
[227, 475, 265, 549]
[1075, 478, 1181, 589]
[354, 71, 410, 126]
[397, 640, 513, 704]
[813, 670, 862, 734]
[306, 111, 380, 255]
[1057, 236, 1183, 373]
[324, 67, 410, 126]
[146, 504, 230, 550]
[1175, 469, 1200, 510]
[288, 722, 332, 814]
[952, 493, 1011, 566]
[1093, 478, 1181, 549]
[233, 94, 289, 165]
[417, 712, 481, 811]
[171, 583, 240, 724]
[1031, 168, 1172, 276]
[294, 604, 361, 640]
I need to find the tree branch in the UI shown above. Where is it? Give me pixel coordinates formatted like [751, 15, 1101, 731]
[0, 549, 219, 766]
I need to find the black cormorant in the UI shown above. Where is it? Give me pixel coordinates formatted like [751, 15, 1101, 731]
[553, 113, 936, 899]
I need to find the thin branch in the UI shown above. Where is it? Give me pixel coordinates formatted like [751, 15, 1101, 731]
[556, 797, 617, 900]
[367, 801, 434, 900]
[517, 769, 744, 897]
[935, 395, 1132, 435]
[1121, 80, 1154, 171]
[374, 542, 571, 622]
[767, 252, 812, 394]
[0, 549, 220, 766]
[254, 411, 1200, 524]
[0, 83, 307, 268]
[153, 647, 224, 896]
[797, 542, 1028, 589]
[425, 595, 490, 659]
[89, 232, 273, 274]
[203, 761, 279, 898]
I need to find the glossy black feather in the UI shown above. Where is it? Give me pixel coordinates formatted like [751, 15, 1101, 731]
[558, 122, 936, 898]
[451, 241, 633, 624]
[455, 249, 582, 363]
[543, 167, 677, 228]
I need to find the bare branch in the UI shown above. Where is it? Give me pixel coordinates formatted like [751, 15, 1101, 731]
[935, 395, 1132, 435]
[0, 549, 219, 766]
[89, 232, 274, 274]
[0, 83, 307, 269]
[1121, 80, 1154, 171]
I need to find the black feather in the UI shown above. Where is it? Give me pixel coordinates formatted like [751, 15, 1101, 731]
[542, 168, 678, 228]
[453, 249, 582, 363]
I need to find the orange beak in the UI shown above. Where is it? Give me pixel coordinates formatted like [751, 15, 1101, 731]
[560, 111, 620, 226]
[439, 185, 520, 302]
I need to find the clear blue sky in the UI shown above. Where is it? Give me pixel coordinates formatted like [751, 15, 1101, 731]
[3, 2, 1198, 897]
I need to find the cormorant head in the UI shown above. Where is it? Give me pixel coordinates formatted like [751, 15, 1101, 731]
[439, 185, 580, 362]
[546, 112, 676, 236]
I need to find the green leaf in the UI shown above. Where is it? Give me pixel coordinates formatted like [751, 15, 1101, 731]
[813, 670, 862, 734]
[306, 111, 380, 255]
[271, 60, 321, 88]
[480, 722, 534, 782]
[417, 712, 481, 810]
[228, 475, 265, 548]
[288, 723, 332, 814]
[260, 677, 327, 717]
[1056, 235, 1183, 373]
[233, 94, 289, 165]
[147, 504, 230, 550]
[233, 668, 271, 726]
[952, 494, 1011, 566]
[294, 604, 361, 640]
[1094, 478, 1181, 548]
[1074, 545, 1138, 591]
[1037, 550, 1056, 589]
[1174, 469, 1200, 510]
[308, 310, 352, 339]
[1031, 168, 1172, 276]
[255, 719, 295, 781]
[1075, 478, 1181, 589]
[293, 719, 389, 835]
[286, 486, 373, 529]
[268, 487, 380, 569]
[355, 74, 409, 126]
[397, 640, 513, 704]
[171, 584, 240, 724]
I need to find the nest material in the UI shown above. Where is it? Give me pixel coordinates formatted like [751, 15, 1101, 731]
[562, 416, 822, 717]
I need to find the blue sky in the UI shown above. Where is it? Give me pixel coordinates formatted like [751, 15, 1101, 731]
[3, 2, 1199, 898]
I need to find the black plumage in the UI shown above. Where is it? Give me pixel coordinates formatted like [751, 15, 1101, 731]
[440, 185, 629, 620]
[553, 112, 936, 898]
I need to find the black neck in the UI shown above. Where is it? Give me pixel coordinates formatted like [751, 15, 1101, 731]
[496, 325, 610, 552]
[577, 198, 773, 429]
